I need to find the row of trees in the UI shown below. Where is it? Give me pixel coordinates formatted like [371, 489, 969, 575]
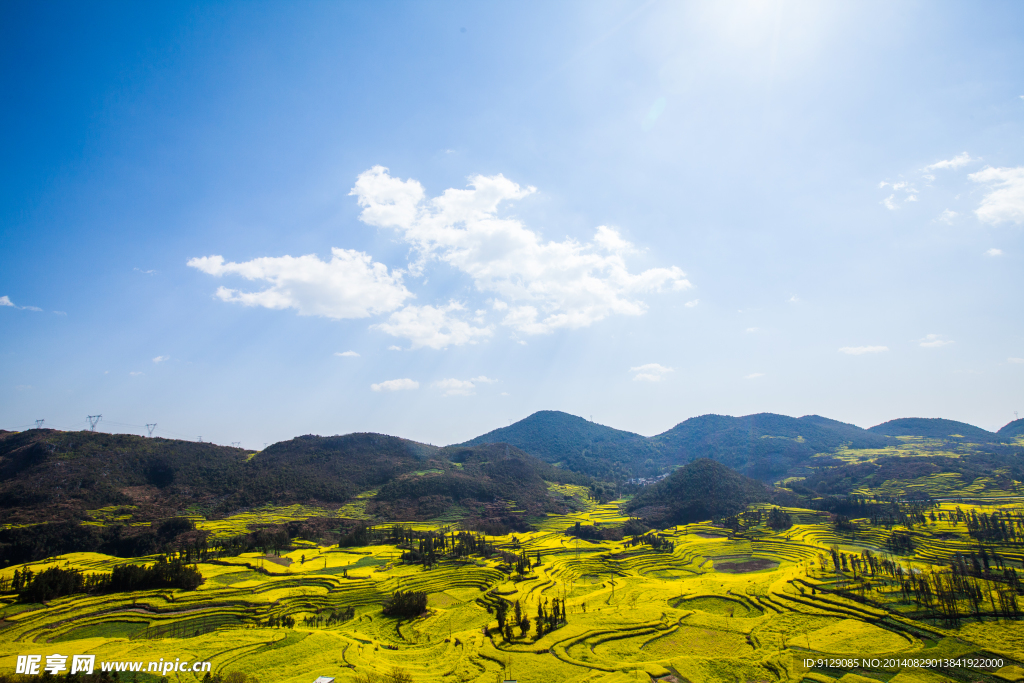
[816, 544, 1024, 625]
[491, 596, 568, 641]
[7, 556, 203, 602]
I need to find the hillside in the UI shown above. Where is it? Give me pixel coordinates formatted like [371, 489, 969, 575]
[648, 413, 893, 480]
[464, 411, 896, 482]
[459, 410, 657, 479]
[623, 458, 773, 527]
[996, 417, 1024, 439]
[0, 429, 253, 524]
[370, 443, 591, 521]
[0, 429, 589, 527]
[867, 417, 996, 441]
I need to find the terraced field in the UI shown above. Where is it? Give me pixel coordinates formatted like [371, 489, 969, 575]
[2, 496, 1023, 683]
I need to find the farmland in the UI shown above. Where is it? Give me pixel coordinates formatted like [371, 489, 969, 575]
[2, 487, 1024, 683]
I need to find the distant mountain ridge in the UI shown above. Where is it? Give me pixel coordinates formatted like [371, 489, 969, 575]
[868, 417, 996, 441]
[460, 410, 1017, 482]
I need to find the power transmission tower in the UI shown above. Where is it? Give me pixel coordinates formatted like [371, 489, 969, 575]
[197, 436, 203, 443]
[87, 415, 102, 431]
[35, 419, 44, 429]
[231, 442, 241, 448]
[146, 423, 157, 437]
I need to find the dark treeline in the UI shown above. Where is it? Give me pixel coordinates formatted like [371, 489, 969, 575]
[6, 556, 203, 602]
[302, 606, 355, 628]
[817, 545, 1024, 626]
[392, 526, 534, 575]
[623, 531, 674, 552]
[0, 517, 210, 567]
[489, 595, 568, 641]
[382, 590, 427, 618]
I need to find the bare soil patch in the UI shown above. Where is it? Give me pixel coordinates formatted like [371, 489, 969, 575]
[714, 558, 778, 573]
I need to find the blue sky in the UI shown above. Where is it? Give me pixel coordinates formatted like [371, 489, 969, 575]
[2, 1, 1022, 448]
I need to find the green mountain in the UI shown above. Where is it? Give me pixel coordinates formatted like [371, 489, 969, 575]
[0, 429, 586, 527]
[371, 443, 589, 520]
[459, 410, 656, 480]
[623, 458, 773, 527]
[996, 418, 1024, 439]
[463, 410, 894, 481]
[648, 413, 893, 480]
[867, 417, 996, 441]
[0, 429, 253, 524]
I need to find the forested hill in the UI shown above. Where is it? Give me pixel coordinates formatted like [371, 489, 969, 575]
[649, 413, 893, 480]
[868, 417, 997, 441]
[0, 429, 589, 527]
[624, 458, 776, 527]
[999, 418, 1024, 438]
[458, 410, 656, 480]
[461, 411, 896, 481]
[461, 410, 1020, 483]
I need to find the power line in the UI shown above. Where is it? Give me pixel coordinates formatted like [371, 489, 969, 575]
[86, 415, 102, 431]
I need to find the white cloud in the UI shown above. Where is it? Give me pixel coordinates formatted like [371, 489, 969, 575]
[788, 295, 799, 303]
[370, 378, 419, 392]
[130, 371, 144, 376]
[22, 306, 42, 312]
[187, 248, 412, 319]
[745, 372, 764, 379]
[335, 351, 360, 357]
[924, 152, 974, 171]
[630, 363, 673, 382]
[134, 268, 156, 275]
[684, 299, 699, 308]
[152, 355, 170, 363]
[969, 167, 1024, 225]
[1008, 357, 1024, 364]
[745, 327, 759, 333]
[0, 296, 14, 307]
[919, 334, 953, 348]
[350, 166, 692, 336]
[839, 346, 889, 355]
[986, 248, 1003, 257]
[938, 209, 958, 224]
[388, 345, 402, 351]
[372, 301, 493, 349]
[434, 376, 497, 396]
[882, 194, 897, 210]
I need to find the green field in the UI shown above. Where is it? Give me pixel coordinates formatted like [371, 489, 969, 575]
[2, 489, 1023, 683]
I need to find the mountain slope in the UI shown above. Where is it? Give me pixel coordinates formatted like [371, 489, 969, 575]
[461, 410, 897, 482]
[996, 418, 1024, 439]
[868, 417, 996, 441]
[623, 458, 773, 527]
[371, 443, 591, 520]
[459, 410, 656, 479]
[647, 413, 892, 480]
